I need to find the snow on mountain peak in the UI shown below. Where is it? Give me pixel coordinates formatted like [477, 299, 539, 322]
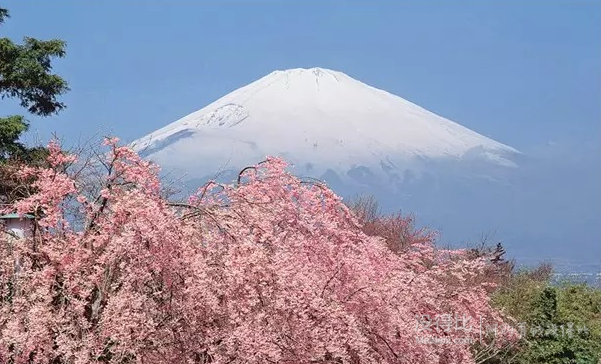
[131, 68, 520, 183]
[273, 67, 339, 78]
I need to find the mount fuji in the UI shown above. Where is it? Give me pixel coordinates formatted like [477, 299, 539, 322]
[124, 68, 601, 272]
[130, 67, 601, 272]
[131, 67, 520, 193]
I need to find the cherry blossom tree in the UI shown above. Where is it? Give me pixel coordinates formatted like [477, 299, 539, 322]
[0, 138, 515, 364]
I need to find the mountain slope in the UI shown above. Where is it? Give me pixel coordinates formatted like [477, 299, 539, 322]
[131, 67, 519, 185]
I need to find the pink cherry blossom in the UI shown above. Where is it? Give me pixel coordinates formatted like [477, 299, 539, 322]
[0, 138, 515, 364]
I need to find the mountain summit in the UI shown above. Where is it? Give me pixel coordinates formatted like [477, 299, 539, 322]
[132, 67, 519, 186]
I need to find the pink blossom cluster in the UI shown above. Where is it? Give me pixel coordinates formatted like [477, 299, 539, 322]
[0, 139, 514, 364]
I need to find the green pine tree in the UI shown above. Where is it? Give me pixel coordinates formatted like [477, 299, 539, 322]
[0, 6, 69, 161]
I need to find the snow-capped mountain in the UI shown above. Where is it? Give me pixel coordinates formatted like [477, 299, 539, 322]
[130, 68, 601, 270]
[131, 67, 520, 188]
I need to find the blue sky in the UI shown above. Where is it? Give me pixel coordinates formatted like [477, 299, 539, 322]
[2, 0, 600, 151]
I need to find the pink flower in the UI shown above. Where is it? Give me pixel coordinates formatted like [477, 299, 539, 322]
[0, 138, 513, 364]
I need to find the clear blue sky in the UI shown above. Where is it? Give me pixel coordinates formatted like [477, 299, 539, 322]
[2, 0, 600, 151]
